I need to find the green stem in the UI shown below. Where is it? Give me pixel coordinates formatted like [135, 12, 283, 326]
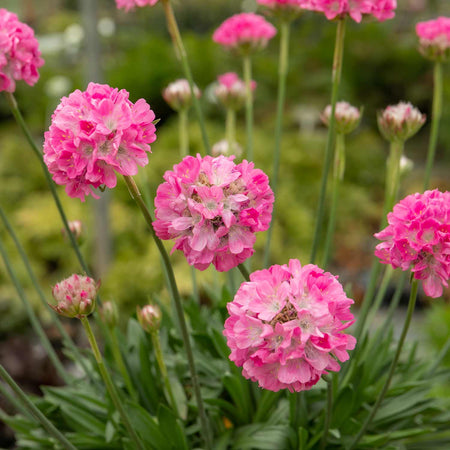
[226, 107, 236, 153]
[264, 20, 291, 268]
[243, 55, 254, 162]
[161, 0, 210, 155]
[122, 175, 212, 450]
[384, 139, 404, 221]
[179, 108, 189, 157]
[310, 18, 346, 264]
[0, 380, 34, 420]
[423, 62, 443, 190]
[0, 364, 76, 450]
[320, 376, 333, 450]
[151, 331, 179, 416]
[349, 278, 419, 449]
[80, 316, 145, 450]
[238, 263, 250, 282]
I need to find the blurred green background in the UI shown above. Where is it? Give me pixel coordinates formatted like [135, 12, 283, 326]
[0, 0, 449, 351]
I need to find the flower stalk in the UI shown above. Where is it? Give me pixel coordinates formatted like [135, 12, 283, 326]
[226, 107, 237, 153]
[243, 54, 254, 161]
[179, 108, 189, 157]
[320, 375, 334, 450]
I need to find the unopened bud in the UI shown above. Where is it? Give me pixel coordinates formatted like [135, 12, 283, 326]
[320, 101, 362, 135]
[212, 139, 243, 157]
[62, 220, 84, 244]
[416, 17, 450, 62]
[100, 301, 118, 328]
[137, 304, 161, 334]
[214, 72, 256, 110]
[162, 79, 201, 111]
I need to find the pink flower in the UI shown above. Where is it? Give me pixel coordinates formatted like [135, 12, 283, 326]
[375, 190, 450, 298]
[257, 0, 314, 19]
[213, 13, 277, 54]
[115, 0, 158, 12]
[215, 72, 256, 110]
[224, 260, 356, 392]
[43, 83, 157, 201]
[0, 8, 44, 93]
[153, 154, 274, 272]
[416, 17, 450, 62]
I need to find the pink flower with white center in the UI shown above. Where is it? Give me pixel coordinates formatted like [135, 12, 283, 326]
[153, 154, 274, 272]
[321, 101, 362, 135]
[51, 274, 98, 318]
[416, 17, 450, 62]
[213, 13, 277, 54]
[375, 190, 450, 298]
[115, 0, 158, 12]
[43, 82, 157, 201]
[162, 79, 201, 112]
[0, 8, 44, 93]
[215, 72, 257, 110]
[224, 260, 356, 392]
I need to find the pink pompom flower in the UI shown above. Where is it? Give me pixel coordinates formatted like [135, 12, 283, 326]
[375, 190, 450, 298]
[213, 13, 277, 54]
[416, 17, 450, 62]
[224, 259, 356, 392]
[43, 82, 157, 201]
[153, 154, 274, 272]
[0, 8, 44, 93]
[215, 72, 256, 110]
[116, 0, 158, 12]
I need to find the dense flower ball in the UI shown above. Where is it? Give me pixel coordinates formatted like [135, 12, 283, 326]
[44, 83, 157, 201]
[51, 274, 98, 318]
[375, 190, 450, 298]
[115, 0, 158, 12]
[215, 72, 256, 110]
[224, 260, 356, 392]
[0, 8, 44, 92]
[162, 79, 201, 112]
[213, 13, 277, 54]
[153, 154, 274, 272]
[321, 101, 362, 135]
[416, 17, 450, 62]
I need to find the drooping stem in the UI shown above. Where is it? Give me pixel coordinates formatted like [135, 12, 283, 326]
[310, 18, 346, 264]
[160, 0, 210, 155]
[320, 375, 333, 450]
[179, 108, 189, 157]
[423, 62, 443, 190]
[243, 54, 254, 162]
[80, 316, 145, 450]
[226, 107, 236, 152]
[122, 175, 212, 450]
[0, 364, 77, 450]
[349, 278, 419, 449]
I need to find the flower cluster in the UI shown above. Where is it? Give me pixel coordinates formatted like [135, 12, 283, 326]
[416, 17, 450, 62]
[43, 83, 157, 201]
[375, 190, 450, 298]
[321, 101, 362, 135]
[213, 13, 277, 54]
[0, 8, 44, 93]
[153, 154, 274, 272]
[163, 79, 201, 112]
[224, 260, 356, 392]
[115, 0, 158, 12]
[257, 0, 313, 20]
[51, 274, 98, 318]
[215, 72, 256, 110]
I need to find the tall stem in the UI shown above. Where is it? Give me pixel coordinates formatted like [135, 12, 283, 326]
[238, 263, 250, 281]
[243, 55, 254, 162]
[423, 62, 443, 190]
[264, 20, 291, 267]
[349, 279, 419, 449]
[0, 364, 77, 450]
[179, 108, 189, 157]
[80, 316, 145, 450]
[122, 175, 212, 449]
[160, 0, 210, 155]
[320, 376, 333, 450]
[310, 18, 346, 264]
[226, 107, 236, 152]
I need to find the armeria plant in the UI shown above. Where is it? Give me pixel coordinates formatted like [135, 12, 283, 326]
[0, 1, 449, 450]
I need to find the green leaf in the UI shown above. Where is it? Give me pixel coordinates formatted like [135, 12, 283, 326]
[232, 424, 290, 450]
[157, 404, 189, 450]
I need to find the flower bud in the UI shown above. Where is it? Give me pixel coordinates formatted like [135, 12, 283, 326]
[62, 220, 84, 244]
[320, 101, 362, 135]
[100, 301, 118, 328]
[214, 72, 256, 110]
[162, 79, 201, 112]
[377, 102, 426, 142]
[416, 17, 450, 62]
[50, 274, 98, 318]
[137, 304, 161, 334]
[212, 139, 243, 157]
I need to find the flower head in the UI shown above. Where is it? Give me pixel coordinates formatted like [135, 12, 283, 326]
[0, 8, 44, 92]
[377, 102, 425, 142]
[115, 0, 158, 12]
[153, 154, 274, 272]
[257, 0, 313, 20]
[137, 304, 162, 333]
[375, 190, 450, 298]
[224, 259, 356, 392]
[162, 79, 201, 112]
[43, 82, 157, 201]
[51, 274, 98, 318]
[416, 17, 450, 62]
[321, 101, 362, 135]
[212, 140, 243, 158]
[215, 72, 256, 110]
[213, 13, 277, 54]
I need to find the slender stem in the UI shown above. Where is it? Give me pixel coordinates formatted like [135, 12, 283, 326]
[160, 0, 210, 155]
[151, 331, 179, 416]
[349, 278, 419, 449]
[310, 18, 346, 264]
[179, 108, 189, 157]
[122, 175, 212, 450]
[384, 140, 404, 221]
[0, 381, 34, 420]
[238, 263, 250, 281]
[226, 107, 236, 153]
[80, 316, 145, 450]
[0, 364, 77, 450]
[423, 62, 443, 190]
[320, 376, 333, 450]
[264, 20, 291, 268]
[243, 55, 254, 162]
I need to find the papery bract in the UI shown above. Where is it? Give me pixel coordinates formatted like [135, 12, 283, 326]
[375, 190, 450, 298]
[153, 154, 274, 271]
[224, 260, 356, 392]
[416, 17, 450, 62]
[115, 0, 158, 12]
[43, 82, 157, 201]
